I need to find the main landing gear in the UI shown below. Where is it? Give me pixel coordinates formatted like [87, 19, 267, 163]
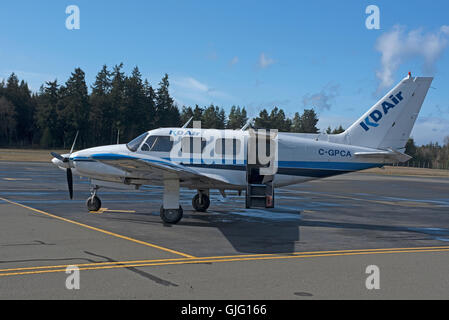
[86, 185, 101, 212]
[85, 180, 211, 225]
[161, 189, 210, 224]
[192, 191, 210, 212]
[160, 176, 183, 224]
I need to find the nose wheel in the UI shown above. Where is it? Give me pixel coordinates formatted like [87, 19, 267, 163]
[192, 192, 210, 212]
[87, 195, 102, 212]
[86, 185, 101, 212]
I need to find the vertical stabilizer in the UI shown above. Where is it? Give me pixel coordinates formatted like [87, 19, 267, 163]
[341, 75, 433, 150]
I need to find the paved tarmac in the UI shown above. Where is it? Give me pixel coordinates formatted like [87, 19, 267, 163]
[0, 161, 448, 299]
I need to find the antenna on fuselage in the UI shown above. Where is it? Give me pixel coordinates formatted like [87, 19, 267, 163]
[182, 116, 194, 128]
[241, 118, 253, 131]
[117, 129, 120, 144]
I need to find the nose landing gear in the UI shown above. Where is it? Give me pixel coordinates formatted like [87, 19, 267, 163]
[86, 185, 101, 212]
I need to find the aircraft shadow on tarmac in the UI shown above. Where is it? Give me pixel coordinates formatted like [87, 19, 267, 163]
[186, 210, 302, 254]
[101, 207, 302, 254]
[90, 203, 449, 255]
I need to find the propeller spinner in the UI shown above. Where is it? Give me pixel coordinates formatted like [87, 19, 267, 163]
[50, 131, 79, 200]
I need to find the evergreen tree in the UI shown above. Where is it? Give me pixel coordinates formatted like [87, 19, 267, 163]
[325, 125, 345, 134]
[35, 80, 61, 147]
[405, 138, 418, 158]
[269, 107, 291, 132]
[254, 107, 291, 131]
[59, 68, 90, 148]
[254, 109, 270, 129]
[155, 74, 180, 127]
[0, 97, 17, 145]
[180, 106, 194, 125]
[110, 63, 126, 143]
[202, 104, 226, 129]
[90, 65, 112, 145]
[332, 125, 345, 134]
[122, 66, 151, 141]
[180, 105, 205, 127]
[3, 73, 36, 145]
[227, 106, 248, 129]
[143, 79, 156, 130]
[298, 109, 319, 133]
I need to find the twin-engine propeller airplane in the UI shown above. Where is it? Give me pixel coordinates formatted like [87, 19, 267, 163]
[51, 74, 433, 224]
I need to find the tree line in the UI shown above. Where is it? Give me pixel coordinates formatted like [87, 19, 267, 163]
[405, 138, 449, 169]
[0, 64, 324, 149]
[0, 64, 181, 149]
[0, 64, 447, 169]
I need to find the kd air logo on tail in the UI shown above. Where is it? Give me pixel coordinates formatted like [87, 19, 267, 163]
[360, 92, 404, 131]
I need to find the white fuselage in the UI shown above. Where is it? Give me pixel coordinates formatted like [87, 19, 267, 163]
[53, 128, 385, 191]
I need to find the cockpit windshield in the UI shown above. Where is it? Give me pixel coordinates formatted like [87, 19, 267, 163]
[126, 132, 149, 152]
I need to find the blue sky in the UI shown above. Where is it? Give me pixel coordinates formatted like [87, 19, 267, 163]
[1, 0, 448, 145]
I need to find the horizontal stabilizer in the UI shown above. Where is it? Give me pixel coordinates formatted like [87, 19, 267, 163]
[354, 149, 411, 163]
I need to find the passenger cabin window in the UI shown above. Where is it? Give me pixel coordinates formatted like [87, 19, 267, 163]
[181, 137, 206, 154]
[215, 138, 241, 156]
[141, 136, 173, 152]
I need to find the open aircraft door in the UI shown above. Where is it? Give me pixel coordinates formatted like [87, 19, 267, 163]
[245, 129, 277, 208]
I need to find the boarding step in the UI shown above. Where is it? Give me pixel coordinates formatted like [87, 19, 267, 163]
[245, 183, 274, 208]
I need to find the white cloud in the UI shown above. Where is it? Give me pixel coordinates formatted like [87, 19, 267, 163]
[229, 56, 239, 66]
[171, 76, 232, 106]
[258, 53, 275, 68]
[302, 83, 340, 111]
[441, 25, 449, 35]
[375, 25, 449, 90]
[173, 77, 209, 92]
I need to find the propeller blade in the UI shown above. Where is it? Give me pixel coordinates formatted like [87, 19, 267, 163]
[51, 152, 65, 161]
[70, 131, 79, 155]
[67, 168, 73, 200]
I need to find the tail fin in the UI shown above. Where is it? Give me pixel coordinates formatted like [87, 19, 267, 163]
[342, 74, 433, 150]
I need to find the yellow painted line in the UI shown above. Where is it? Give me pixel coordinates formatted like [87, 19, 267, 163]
[302, 210, 315, 214]
[3, 178, 32, 181]
[289, 245, 449, 255]
[0, 245, 448, 274]
[0, 197, 195, 259]
[1, 247, 449, 277]
[89, 208, 108, 214]
[0, 253, 277, 273]
[104, 209, 136, 213]
[89, 208, 136, 214]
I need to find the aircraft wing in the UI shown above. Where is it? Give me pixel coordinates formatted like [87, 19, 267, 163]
[89, 153, 236, 187]
[354, 149, 412, 163]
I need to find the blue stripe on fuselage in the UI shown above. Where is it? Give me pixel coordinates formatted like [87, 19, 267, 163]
[79, 153, 381, 178]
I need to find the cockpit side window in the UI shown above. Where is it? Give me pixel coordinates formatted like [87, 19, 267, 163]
[126, 132, 149, 152]
[140, 135, 173, 152]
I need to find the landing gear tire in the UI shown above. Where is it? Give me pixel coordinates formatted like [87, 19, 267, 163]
[192, 194, 210, 212]
[86, 196, 101, 211]
[160, 206, 183, 224]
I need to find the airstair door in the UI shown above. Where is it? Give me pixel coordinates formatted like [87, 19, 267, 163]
[245, 130, 276, 208]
